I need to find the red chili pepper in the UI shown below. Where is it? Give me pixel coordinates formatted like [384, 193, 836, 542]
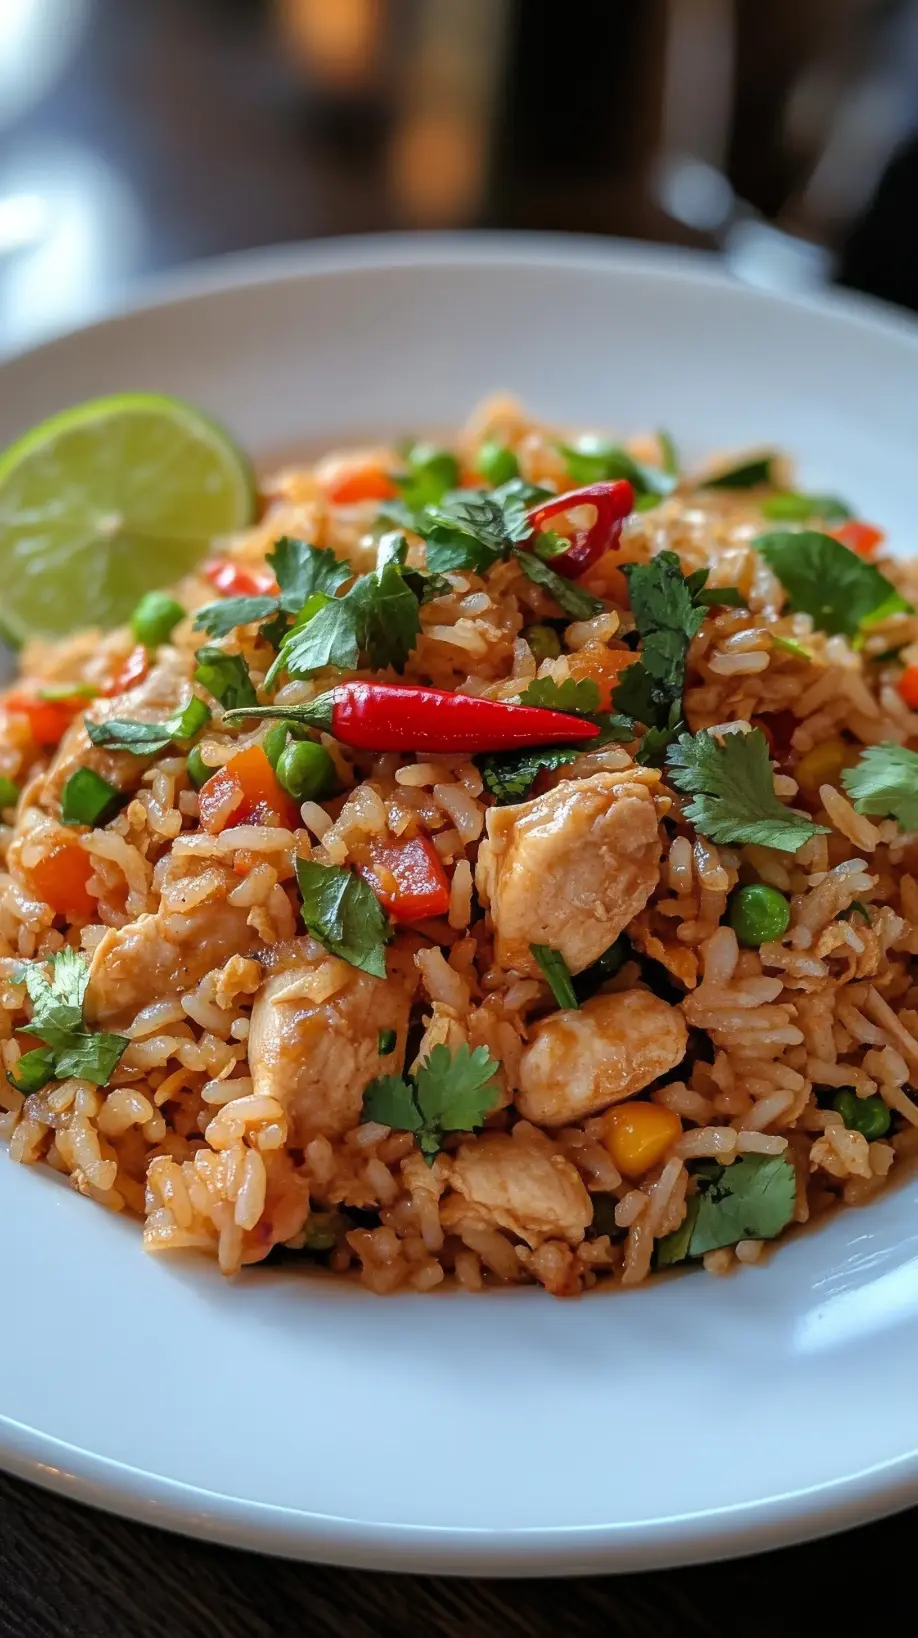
[225, 681, 600, 754]
[203, 558, 279, 598]
[358, 835, 451, 922]
[526, 480, 634, 579]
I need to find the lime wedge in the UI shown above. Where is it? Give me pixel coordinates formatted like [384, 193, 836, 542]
[0, 392, 256, 643]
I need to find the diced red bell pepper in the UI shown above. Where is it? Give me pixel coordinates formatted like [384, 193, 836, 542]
[897, 665, 918, 709]
[358, 835, 450, 922]
[197, 745, 300, 834]
[105, 644, 149, 698]
[28, 843, 95, 917]
[831, 520, 885, 560]
[5, 690, 82, 748]
[203, 558, 279, 598]
[325, 465, 398, 506]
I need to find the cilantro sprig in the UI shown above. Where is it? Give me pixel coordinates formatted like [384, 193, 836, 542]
[657, 1154, 796, 1264]
[266, 540, 424, 686]
[556, 435, 677, 508]
[842, 743, 918, 831]
[11, 950, 128, 1093]
[476, 673, 632, 804]
[87, 695, 211, 756]
[193, 647, 257, 710]
[295, 858, 391, 977]
[755, 530, 911, 640]
[361, 1042, 502, 1164]
[193, 538, 350, 640]
[667, 727, 829, 853]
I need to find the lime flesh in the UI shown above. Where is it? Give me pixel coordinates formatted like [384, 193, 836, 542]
[0, 392, 256, 643]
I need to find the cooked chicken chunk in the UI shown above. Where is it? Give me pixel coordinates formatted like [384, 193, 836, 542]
[516, 988, 687, 1126]
[247, 938, 417, 1143]
[85, 864, 258, 1028]
[475, 772, 660, 977]
[37, 654, 192, 812]
[445, 1130, 592, 1247]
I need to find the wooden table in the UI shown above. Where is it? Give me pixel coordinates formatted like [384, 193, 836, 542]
[0, 1466, 911, 1636]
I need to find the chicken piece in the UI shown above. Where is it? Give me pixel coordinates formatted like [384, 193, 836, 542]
[247, 938, 418, 1143]
[446, 1130, 592, 1248]
[475, 772, 660, 977]
[516, 988, 687, 1127]
[85, 862, 258, 1028]
[38, 654, 193, 812]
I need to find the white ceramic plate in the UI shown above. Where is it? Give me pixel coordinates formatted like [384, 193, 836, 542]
[2, 235, 918, 1576]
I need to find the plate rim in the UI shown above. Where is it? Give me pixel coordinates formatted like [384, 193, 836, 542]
[3, 229, 918, 1575]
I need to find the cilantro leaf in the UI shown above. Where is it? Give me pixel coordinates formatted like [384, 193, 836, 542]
[362, 1044, 502, 1163]
[657, 1154, 796, 1263]
[842, 742, 918, 831]
[513, 550, 603, 619]
[755, 531, 911, 639]
[702, 453, 777, 489]
[87, 695, 211, 755]
[608, 552, 708, 759]
[761, 491, 852, 524]
[531, 944, 579, 1009]
[477, 744, 581, 805]
[8, 1047, 56, 1093]
[193, 647, 257, 710]
[193, 595, 278, 639]
[294, 859, 391, 977]
[270, 537, 350, 612]
[666, 728, 828, 853]
[270, 556, 422, 681]
[518, 676, 601, 715]
[556, 437, 676, 503]
[14, 951, 127, 1089]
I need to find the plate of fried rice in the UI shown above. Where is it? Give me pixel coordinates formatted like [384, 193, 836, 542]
[1, 234, 918, 1573]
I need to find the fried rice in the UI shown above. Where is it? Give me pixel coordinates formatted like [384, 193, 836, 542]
[3, 393, 918, 1298]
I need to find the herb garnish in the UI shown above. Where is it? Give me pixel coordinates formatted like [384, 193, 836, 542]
[657, 1154, 796, 1264]
[513, 549, 603, 619]
[361, 1043, 502, 1164]
[760, 491, 851, 524]
[556, 436, 677, 506]
[666, 727, 829, 853]
[267, 551, 423, 684]
[87, 695, 211, 755]
[755, 530, 911, 639]
[193, 648, 257, 710]
[393, 443, 460, 511]
[294, 858, 391, 978]
[702, 453, 777, 490]
[477, 745, 581, 805]
[531, 944, 579, 1009]
[842, 742, 918, 831]
[193, 538, 350, 640]
[10, 949, 128, 1093]
[60, 769, 125, 828]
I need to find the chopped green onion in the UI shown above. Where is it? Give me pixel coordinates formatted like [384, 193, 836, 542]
[0, 776, 20, 809]
[531, 943, 579, 1010]
[132, 590, 185, 646]
[60, 768, 124, 827]
[186, 745, 217, 791]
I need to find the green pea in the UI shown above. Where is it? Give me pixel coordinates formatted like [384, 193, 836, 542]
[522, 623, 562, 662]
[131, 590, 185, 647]
[728, 883, 791, 946]
[186, 745, 217, 790]
[833, 1088, 891, 1140]
[477, 440, 519, 486]
[276, 739, 335, 802]
[263, 722, 290, 770]
[0, 776, 19, 810]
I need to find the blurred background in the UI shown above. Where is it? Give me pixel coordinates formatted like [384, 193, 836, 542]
[0, 0, 916, 355]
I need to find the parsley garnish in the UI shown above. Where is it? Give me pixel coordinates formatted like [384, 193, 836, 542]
[667, 728, 828, 853]
[193, 648, 257, 710]
[513, 550, 603, 619]
[556, 436, 676, 505]
[657, 1154, 796, 1264]
[756, 531, 911, 639]
[294, 858, 392, 978]
[702, 453, 776, 489]
[11, 950, 128, 1093]
[361, 1043, 502, 1164]
[87, 695, 211, 755]
[842, 742, 918, 831]
[477, 745, 581, 805]
[531, 944, 579, 1009]
[193, 538, 350, 640]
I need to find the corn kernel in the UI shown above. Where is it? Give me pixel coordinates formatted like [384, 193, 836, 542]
[795, 737, 859, 796]
[601, 1102, 682, 1178]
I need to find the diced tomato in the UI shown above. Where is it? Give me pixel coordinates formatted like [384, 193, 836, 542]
[203, 558, 279, 598]
[359, 835, 450, 923]
[898, 664, 918, 710]
[197, 745, 300, 835]
[105, 644, 149, 698]
[325, 466, 398, 507]
[832, 520, 885, 560]
[4, 690, 81, 748]
[566, 643, 634, 711]
[28, 843, 95, 917]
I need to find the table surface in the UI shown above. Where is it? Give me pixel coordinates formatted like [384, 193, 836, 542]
[0, 1464, 913, 1637]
